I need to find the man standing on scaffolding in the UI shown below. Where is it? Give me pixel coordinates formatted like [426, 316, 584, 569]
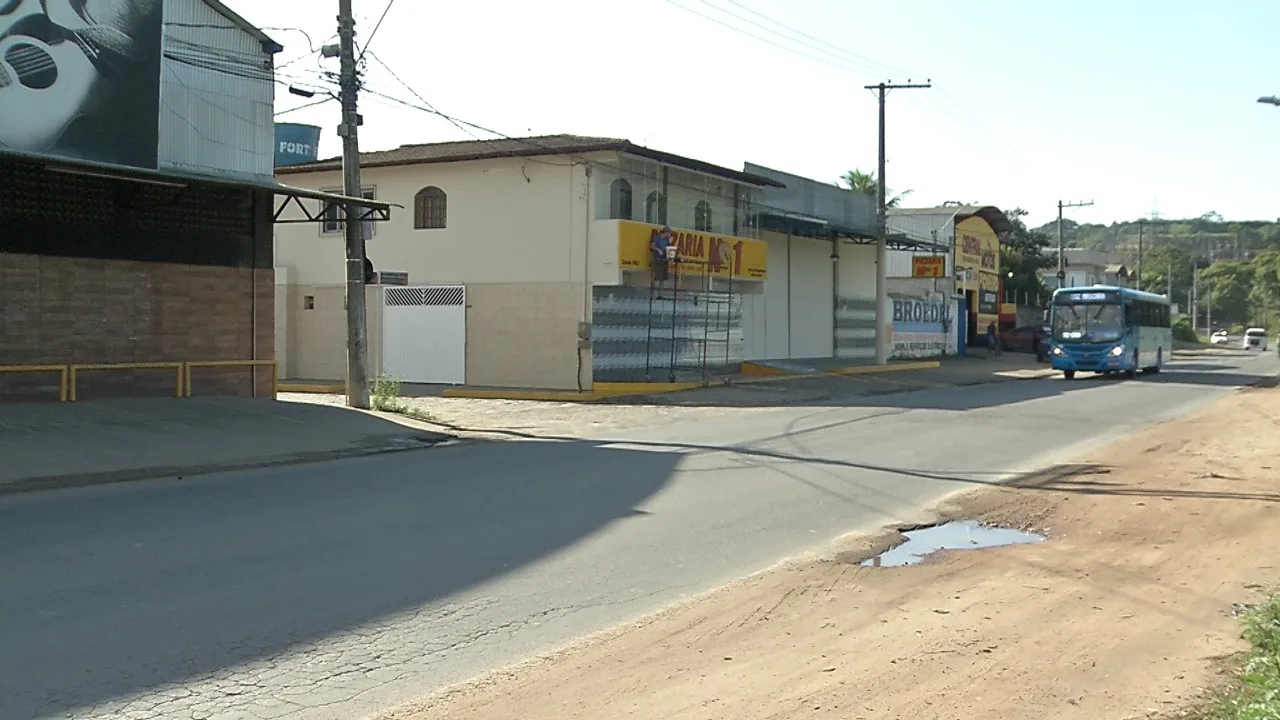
[650, 225, 676, 281]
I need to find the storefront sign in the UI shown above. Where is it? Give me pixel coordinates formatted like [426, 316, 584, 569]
[978, 288, 999, 315]
[891, 295, 950, 359]
[912, 256, 946, 278]
[618, 221, 768, 280]
[955, 216, 1000, 276]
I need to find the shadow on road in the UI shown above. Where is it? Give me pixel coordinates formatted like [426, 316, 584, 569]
[608, 362, 1272, 412]
[0, 439, 681, 719]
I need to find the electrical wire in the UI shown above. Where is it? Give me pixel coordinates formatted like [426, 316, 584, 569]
[275, 96, 334, 117]
[357, 0, 397, 64]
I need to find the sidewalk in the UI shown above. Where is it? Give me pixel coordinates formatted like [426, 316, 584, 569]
[0, 398, 451, 494]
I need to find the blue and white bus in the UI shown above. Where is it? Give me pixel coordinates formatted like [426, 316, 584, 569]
[1048, 285, 1172, 380]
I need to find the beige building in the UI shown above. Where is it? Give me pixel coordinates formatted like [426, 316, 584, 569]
[274, 135, 806, 390]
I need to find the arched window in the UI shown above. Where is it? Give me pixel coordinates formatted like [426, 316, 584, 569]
[645, 191, 666, 224]
[413, 186, 447, 229]
[609, 178, 633, 220]
[694, 200, 712, 231]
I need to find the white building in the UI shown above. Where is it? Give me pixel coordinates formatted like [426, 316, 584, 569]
[272, 136, 921, 390]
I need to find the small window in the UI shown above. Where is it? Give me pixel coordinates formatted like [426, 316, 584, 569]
[694, 200, 712, 231]
[303, 295, 315, 310]
[414, 186, 447, 229]
[645, 191, 666, 225]
[322, 187, 376, 235]
[609, 178, 633, 220]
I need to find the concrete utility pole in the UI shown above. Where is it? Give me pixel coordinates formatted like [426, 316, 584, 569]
[1191, 264, 1198, 334]
[337, 0, 370, 409]
[867, 79, 931, 365]
[1136, 219, 1144, 291]
[1056, 200, 1094, 287]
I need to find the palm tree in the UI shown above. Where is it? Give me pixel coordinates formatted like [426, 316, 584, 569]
[839, 169, 913, 208]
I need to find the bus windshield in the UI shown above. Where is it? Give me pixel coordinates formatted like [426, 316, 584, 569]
[1053, 302, 1124, 342]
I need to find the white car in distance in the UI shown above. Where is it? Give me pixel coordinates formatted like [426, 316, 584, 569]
[1210, 330, 1229, 345]
[1243, 328, 1268, 351]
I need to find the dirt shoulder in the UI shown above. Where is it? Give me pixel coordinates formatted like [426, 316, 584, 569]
[377, 385, 1280, 720]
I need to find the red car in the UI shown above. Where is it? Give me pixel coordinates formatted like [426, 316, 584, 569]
[1000, 325, 1047, 354]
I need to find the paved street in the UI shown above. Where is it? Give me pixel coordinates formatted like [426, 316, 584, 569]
[2, 351, 1275, 720]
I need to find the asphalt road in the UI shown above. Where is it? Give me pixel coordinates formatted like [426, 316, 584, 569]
[2, 351, 1275, 720]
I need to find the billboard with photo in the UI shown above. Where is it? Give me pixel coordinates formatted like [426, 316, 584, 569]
[0, 0, 164, 169]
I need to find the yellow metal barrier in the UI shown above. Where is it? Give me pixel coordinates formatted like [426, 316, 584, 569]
[185, 360, 278, 399]
[0, 364, 70, 402]
[68, 362, 184, 402]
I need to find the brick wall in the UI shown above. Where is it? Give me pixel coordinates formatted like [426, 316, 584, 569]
[0, 253, 274, 402]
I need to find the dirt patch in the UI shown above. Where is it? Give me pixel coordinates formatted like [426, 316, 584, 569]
[377, 385, 1280, 720]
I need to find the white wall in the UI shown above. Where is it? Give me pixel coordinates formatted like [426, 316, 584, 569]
[158, 0, 275, 179]
[839, 243, 876, 299]
[788, 235, 835, 358]
[275, 155, 623, 287]
[742, 232, 793, 359]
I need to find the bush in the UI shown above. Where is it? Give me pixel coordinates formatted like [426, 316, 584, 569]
[1173, 318, 1200, 344]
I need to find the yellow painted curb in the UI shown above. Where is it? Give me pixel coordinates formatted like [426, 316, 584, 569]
[277, 382, 346, 394]
[594, 381, 702, 396]
[442, 388, 600, 401]
[442, 381, 708, 402]
[834, 360, 941, 376]
[740, 362, 790, 376]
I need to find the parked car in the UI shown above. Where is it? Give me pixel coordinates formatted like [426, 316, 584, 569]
[1210, 330, 1229, 345]
[1000, 325, 1046, 354]
[1244, 328, 1269, 351]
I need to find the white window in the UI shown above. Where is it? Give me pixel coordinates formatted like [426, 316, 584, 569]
[321, 186, 377, 236]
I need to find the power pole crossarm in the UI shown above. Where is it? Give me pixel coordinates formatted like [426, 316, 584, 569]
[338, 0, 371, 409]
[866, 80, 931, 365]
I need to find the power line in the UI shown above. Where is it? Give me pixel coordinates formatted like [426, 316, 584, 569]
[709, 0, 918, 79]
[275, 96, 334, 117]
[662, 0, 880, 77]
[358, 0, 397, 64]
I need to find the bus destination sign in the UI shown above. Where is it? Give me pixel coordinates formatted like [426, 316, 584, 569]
[1057, 291, 1115, 304]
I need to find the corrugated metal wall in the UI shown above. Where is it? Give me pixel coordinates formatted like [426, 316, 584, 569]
[158, 0, 275, 180]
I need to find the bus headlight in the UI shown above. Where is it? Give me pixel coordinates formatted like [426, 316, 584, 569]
[1109, 345, 1125, 357]
[1051, 346, 1065, 356]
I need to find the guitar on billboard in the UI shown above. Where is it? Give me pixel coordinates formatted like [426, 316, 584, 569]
[0, 0, 155, 153]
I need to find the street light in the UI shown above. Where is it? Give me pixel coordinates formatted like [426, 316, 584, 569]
[1258, 96, 1280, 106]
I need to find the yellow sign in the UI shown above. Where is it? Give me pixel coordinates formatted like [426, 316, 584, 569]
[912, 255, 946, 278]
[955, 216, 1000, 275]
[618, 221, 768, 280]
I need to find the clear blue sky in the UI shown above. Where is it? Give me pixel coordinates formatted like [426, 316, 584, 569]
[230, 0, 1280, 227]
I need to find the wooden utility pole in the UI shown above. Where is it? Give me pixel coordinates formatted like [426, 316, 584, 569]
[867, 80, 931, 365]
[337, 0, 370, 408]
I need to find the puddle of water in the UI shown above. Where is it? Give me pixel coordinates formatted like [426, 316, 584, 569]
[862, 520, 1045, 568]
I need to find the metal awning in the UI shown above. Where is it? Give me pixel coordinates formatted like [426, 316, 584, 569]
[755, 211, 949, 252]
[270, 184, 396, 225]
[11, 151, 396, 225]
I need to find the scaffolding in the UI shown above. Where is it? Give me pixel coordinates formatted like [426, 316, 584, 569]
[641, 255, 741, 383]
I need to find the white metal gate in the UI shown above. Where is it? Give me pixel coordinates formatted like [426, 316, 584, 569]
[381, 285, 466, 385]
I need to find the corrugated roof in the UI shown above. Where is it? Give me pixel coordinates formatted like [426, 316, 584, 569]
[276, 134, 785, 188]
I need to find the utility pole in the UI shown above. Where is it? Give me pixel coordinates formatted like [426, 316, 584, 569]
[867, 79, 931, 365]
[337, 0, 370, 409]
[1136, 219, 1144, 291]
[1191, 264, 1198, 334]
[1056, 200, 1094, 288]
[1205, 281, 1212, 332]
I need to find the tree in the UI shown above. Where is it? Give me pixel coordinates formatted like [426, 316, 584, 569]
[1197, 261, 1252, 328]
[1000, 208, 1053, 305]
[839, 169, 912, 208]
[1248, 250, 1280, 325]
